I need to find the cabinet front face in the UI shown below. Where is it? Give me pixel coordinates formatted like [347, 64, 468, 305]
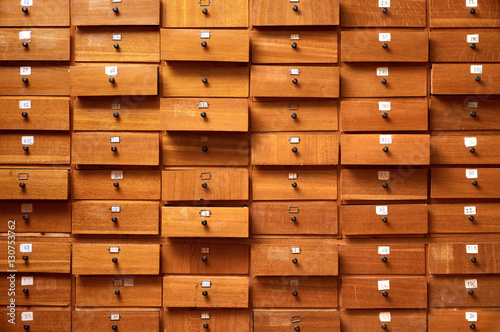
[430, 0, 500, 27]
[0, 307, 71, 332]
[429, 276, 500, 307]
[341, 0, 426, 27]
[431, 135, 500, 165]
[0, 0, 70, 27]
[430, 30, 500, 62]
[0, 66, 70, 96]
[431, 64, 500, 95]
[431, 168, 500, 199]
[429, 243, 500, 275]
[71, 0, 160, 25]
[0, 274, 71, 306]
[0, 241, 71, 273]
[428, 203, 500, 234]
[0, 169, 69, 200]
[164, 309, 250, 332]
[254, 310, 340, 332]
[72, 311, 160, 332]
[429, 309, 500, 331]
[0, 202, 71, 233]
[340, 310, 427, 332]
[252, 0, 339, 26]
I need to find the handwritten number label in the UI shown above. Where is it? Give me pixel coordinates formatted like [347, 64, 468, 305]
[105, 66, 118, 76]
[378, 246, 390, 255]
[377, 67, 389, 76]
[378, 171, 390, 180]
[378, 280, 390, 290]
[19, 100, 31, 109]
[466, 0, 478, 7]
[21, 276, 34, 286]
[376, 206, 388, 215]
[20, 67, 31, 76]
[464, 206, 476, 215]
[378, 0, 390, 7]
[379, 312, 391, 322]
[111, 170, 123, 180]
[21, 136, 34, 145]
[466, 169, 478, 179]
[379, 33, 391, 42]
[20, 244, 32, 253]
[467, 35, 479, 43]
[380, 135, 392, 144]
[19, 31, 31, 39]
[466, 244, 478, 254]
[21, 0, 33, 6]
[465, 279, 478, 289]
[470, 65, 482, 74]
[466, 312, 478, 322]
[379, 102, 391, 111]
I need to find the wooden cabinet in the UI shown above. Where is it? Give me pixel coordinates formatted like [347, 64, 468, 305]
[0, 241, 70, 273]
[431, 168, 500, 198]
[341, 310, 427, 332]
[73, 310, 160, 332]
[0, 66, 70, 96]
[164, 309, 249, 331]
[0, 169, 69, 200]
[254, 310, 340, 332]
[429, 276, 500, 307]
[431, 64, 500, 95]
[429, 203, 500, 234]
[0, 307, 71, 332]
[252, 0, 339, 26]
[0, 132, 70, 164]
[430, 0, 500, 27]
[0, 0, 70, 27]
[431, 135, 500, 164]
[71, 0, 159, 26]
[429, 243, 500, 274]
[0, 28, 69, 61]
[0, 274, 71, 306]
[0, 202, 71, 233]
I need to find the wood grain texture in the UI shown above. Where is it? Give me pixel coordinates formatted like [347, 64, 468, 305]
[0, 169, 68, 200]
[431, 168, 500, 198]
[340, 310, 427, 332]
[0, 132, 70, 164]
[252, 0, 339, 26]
[252, 169, 337, 201]
[430, 0, 500, 27]
[251, 66, 339, 98]
[342, 204, 428, 236]
[0, 307, 71, 332]
[428, 203, 500, 234]
[340, 0, 426, 27]
[0, 241, 70, 273]
[163, 276, 249, 308]
[430, 30, 500, 62]
[71, 0, 159, 25]
[429, 276, 500, 307]
[72, 244, 160, 275]
[73, 310, 160, 332]
[0, 202, 71, 233]
[72, 201, 159, 235]
[340, 168, 428, 200]
[341, 98, 428, 131]
[431, 135, 500, 164]
[164, 309, 249, 331]
[161, 98, 248, 132]
[251, 201, 338, 235]
[162, 29, 249, 62]
[252, 30, 337, 64]
[0, 66, 70, 96]
[341, 65, 427, 97]
[75, 276, 162, 307]
[0, 28, 69, 61]
[341, 276, 427, 309]
[0, 274, 71, 306]
[341, 29, 428, 62]
[254, 310, 340, 332]
[429, 309, 500, 331]
[0, 0, 70, 27]
[429, 243, 500, 274]
[431, 64, 500, 95]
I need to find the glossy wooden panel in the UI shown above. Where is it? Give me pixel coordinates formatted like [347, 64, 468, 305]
[252, 0, 339, 26]
[429, 203, 500, 234]
[164, 309, 249, 331]
[429, 309, 500, 331]
[431, 135, 500, 164]
[0, 307, 71, 331]
[0, 66, 70, 96]
[431, 64, 500, 95]
[0, 274, 71, 306]
[431, 168, 500, 198]
[0, 202, 71, 233]
[71, 0, 159, 25]
[430, 30, 500, 62]
[0, 132, 69, 165]
[430, 0, 500, 27]
[0, 0, 69, 27]
[0, 169, 69, 200]
[0, 28, 69, 61]
[0, 241, 71, 273]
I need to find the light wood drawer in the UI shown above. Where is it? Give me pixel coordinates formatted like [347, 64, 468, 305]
[429, 276, 500, 308]
[341, 65, 427, 97]
[162, 206, 248, 238]
[0, 202, 71, 233]
[73, 170, 161, 200]
[163, 276, 249, 308]
[342, 204, 428, 236]
[75, 27, 159, 62]
[161, 98, 248, 132]
[72, 201, 159, 235]
[251, 66, 339, 98]
[0, 274, 70, 306]
[254, 310, 340, 332]
[0, 66, 69, 96]
[0, 169, 68, 200]
[0, 0, 69, 27]
[341, 30, 428, 62]
[252, 277, 337, 308]
[429, 203, 500, 234]
[252, 0, 339, 26]
[162, 168, 248, 201]
[252, 30, 337, 64]
[429, 243, 500, 274]
[0, 28, 69, 61]
[341, 0, 426, 27]
[431, 64, 500, 95]
[164, 309, 249, 331]
[342, 277, 427, 309]
[431, 168, 500, 199]
[162, 29, 248, 62]
[72, 244, 160, 275]
[252, 170, 337, 201]
[431, 135, 500, 164]
[341, 168, 428, 201]
[429, 309, 500, 331]
[73, 310, 160, 332]
[161, 242, 249, 274]
[75, 276, 162, 307]
[71, 0, 159, 25]
[0, 307, 71, 332]
[340, 310, 427, 332]
[430, 0, 500, 27]
[430, 30, 500, 62]
[251, 201, 338, 236]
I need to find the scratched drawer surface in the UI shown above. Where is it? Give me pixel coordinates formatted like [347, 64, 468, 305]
[429, 276, 500, 307]
[429, 309, 500, 331]
[254, 310, 340, 332]
[431, 135, 500, 164]
[429, 243, 500, 274]
[0, 202, 71, 233]
[340, 310, 427, 332]
[0, 274, 71, 306]
[428, 203, 500, 234]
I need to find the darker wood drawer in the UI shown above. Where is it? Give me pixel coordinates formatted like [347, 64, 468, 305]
[0, 307, 71, 331]
[340, 310, 427, 332]
[429, 243, 500, 274]
[0, 0, 69, 27]
[73, 310, 160, 332]
[0, 274, 71, 306]
[429, 276, 500, 307]
[428, 203, 500, 234]
[429, 309, 500, 331]
[431, 168, 500, 198]
[254, 310, 340, 332]
[0, 202, 71, 233]
[71, 0, 159, 25]
[164, 309, 249, 331]
[430, 0, 500, 27]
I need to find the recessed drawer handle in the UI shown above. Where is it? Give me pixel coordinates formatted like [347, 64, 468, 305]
[382, 112, 388, 119]
[22, 77, 29, 84]
[382, 7, 388, 14]
[472, 180, 478, 186]
[469, 216, 475, 221]
[22, 6, 28, 13]
[382, 291, 388, 297]
[202, 290, 208, 296]
[470, 8, 475, 14]
[23, 255, 29, 261]
[470, 43, 476, 49]
[292, 5, 298, 11]
[111, 146, 117, 152]
[201, 41, 207, 47]
[291, 42, 297, 49]
[114, 43, 119, 49]
[381, 78, 387, 84]
[109, 77, 115, 83]
[474, 76, 481, 81]
[468, 289, 474, 295]
[22, 41, 28, 48]
[292, 78, 298, 84]
[112, 257, 118, 263]
[381, 256, 388, 262]
[113, 6, 119, 13]
[115, 289, 120, 295]
[382, 182, 388, 188]
[19, 182, 26, 188]
[382, 43, 388, 49]
[470, 256, 477, 263]
[23, 146, 29, 152]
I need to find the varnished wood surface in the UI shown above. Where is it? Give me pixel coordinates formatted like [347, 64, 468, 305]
[0, 274, 71, 306]
[0, 202, 71, 233]
[430, 0, 500, 27]
[429, 276, 500, 307]
[254, 310, 340, 332]
[164, 309, 249, 331]
[429, 243, 500, 274]
[431, 135, 500, 165]
[0, 66, 70, 96]
[429, 203, 500, 234]
[0, 0, 70, 27]
[0, 307, 71, 331]
[73, 310, 160, 332]
[429, 309, 500, 331]
[252, 0, 339, 26]
[71, 0, 159, 26]
[431, 64, 500, 95]
[0, 169, 69, 200]
[430, 30, 500, 62]
[431, 168, 500, 198]
[340, 310, 427, 332]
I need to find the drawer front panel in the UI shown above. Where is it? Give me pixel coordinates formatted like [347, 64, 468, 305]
[0, 66, 70, 96]
[431, 168, 500, 199]
[341, 0, 426, 27]
[0, 202, 71, 233]
[0, 0, 69, 27]
[429, 276, 500, 307]
[429, 203, 500, 234]
[0, 307, 71, 331]
[73, 311, 160, 332]
[0, 169, 68, 200]
[0, 241, 70, 273]
[430, 30, 500, 62]
[254, 310, 340, 332]
[429, 243, 500, 274]
[431, 135, 500, 164]
[429, 309, 500, 331]
[164, 309, 249, 331]
[340, 310, 427, 332]
[0, 274, 70, 306]
[71, 0, 159, 25]
[0, 28, 69, 61]
[252, 0, 339, 26]
[430, 0, 500, 27]
[431, 64, 500, 95]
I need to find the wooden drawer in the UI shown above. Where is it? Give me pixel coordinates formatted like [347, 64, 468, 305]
[430, 30, 500, 62]
[430, 0, 500, 27]
[163, 133, 249, 166]
[73, 310, 160, 332]
[429, 309, 500, 331]
[341, 98, 428, 132]
[251, 242, 338, 276]
[429, 203, 500, 234]
[340, 244, 426, 275]
[429, 96, 500, 131]
[251, 66, 339, 98]
[0, 28, 69, 61]
[0, 274, 70, 306]
[342, 277, 427, 309]
[0, 0, 69, 27]
[72, 201, 159, 235]
[431, 135, 500, 164]
[72, 132, 159, 166]
[432, 64, 500, 95]
[72, 244, 160, 275]
[75, 276, 162, 307]
[341, 0, 426, 27]
[74, 96, 160, 131]
[0, 97, 69, 131]
[254, 310, 340, 332]
[0, 202, 71, 233]
[0, 169, 68, 200]
[0, 132, 70, 165]
[0, 307, 71, 332]
[162, 0, 248, 28]
[162, 206, 249, 238]
[252, 170, 337, 201]
[0, 66, 69, 96]
[342, 204, 428, 236]
[252, 133, 338, 166]
[341, 65, 427, 97]
[0, 241, 70, 273]
[162, 242, 249, 274]
[164, 309, 249, 331]
[161, 98, 248, 132]
[71, 0, 159, 25]
[75, 27, 159, 62]
[252, 277, 337, 308]
[251, 30, 337, 64]
[70, 65, 158, 96]
[341, 310, 427, 332]
[429, 243, 500, 275]
[162, 29, 248, 62]
[431, 168, 500, 199]
[252, 0, 339, 26]
[251, 100, 338, 132]
[429, 276, 500, 307]
[163, 276, 249, 308]
[251, 201, 338, 235]
[341, 29, 428, 62]
[73, 170, 160, 200]
[162, 168, 248, 201]
[341, 168, 428, 201]
[163, 64, 249, 97]
[341, 134, 430, 165]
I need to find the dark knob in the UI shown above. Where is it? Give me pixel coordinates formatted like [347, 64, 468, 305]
[382, 217, 388, 222]
[470, 323, 476, 329]
[112, 257, 118, 263]
[111, 146, 117, 152]
[23, 214, 29, 221]
[292, 147, 298, 153]
[292, 258, 298, 264]
[291, 42, 297, 48]
[202, 8, 208, 14]
[22, 77, 28, 83]
[382, 182, 388, 188]
[112, 216, 118, 222]
[470, 111, 476, 117]
[295, 326, 300, 331]
[20, 182, 26, 188]
[381, 323, 387, 329]
[381, 78, 387, 84]
[470, 43, 476, 49]
[109, 77, 115, 83]
[291, 182, 297, 188]
[202, 77, 208, 84]
[24, 324, 29, 330]
[23, 41, 28, 47]
[469, 216, 475, 221]
[114, 43, 119, 49]
[382, 291, 388, 297]
[292, 78, 298, 84]
[114, 182, 119, 187]
[291, 216, 297, 222]
[202, 146, 208, 152]
[470, 8, 475, 14]
[115, 289, 120, 295]
[381, 256, 388, 262]
[475, 76, 481, 81]
[471, 257, 476, 263]
[22, 6, 28, 13]
[23, 255, 28, 261]
[200, 112, 207, 117]
[203, 323, 209, 328]
[382, 7, 388, 13]
[472, 180, 478, 186]
[112, 325, 118, 330]
[113, 111, 119, 118]
[382, 112, 388, 118]
[469, 147, 475, 153]
[201, 41, 207, 47]
[113, 6, 118, 12]
[202, 290, 208, 296]
[201, 219, 207, 226]
[382, 43, 388, 49]
[202, 182, 208, 188]
[468, 289, 474, 295]
[292, 5, 298, 11]
[22, 111, 28, 117]
[292, 290, 298, 296]
[23, 145, 29, 151]
[23, 288, 29, 294]
[291, 113, 297, 119]
[382, 146, 389, 152]
[202, 256, 207, 262]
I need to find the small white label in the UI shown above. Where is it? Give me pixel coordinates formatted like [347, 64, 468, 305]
[111, 206, 121, 213]
[200, 313, 211, 320]
[466, 169, 478, 179]
[112, 0, 121, 2]
[464, 206, 476, 215]
[290, 246, 301, 254]
[105, 66, 118, 76]
[289, 137, 300, 144]
[379, 33, 391, 42]
[290, 33, 301, 40]
[110, 314, 121, 321]
[21, 204, 33, 213]
[111, 33, 122, 41]
[378, 0, 390, 7]
[19, 100, 31, 109]
[468, 101, 478, 108]
[110, 136, 121, 143]
[289, 68, 300, 75]
[376, 206, 388, 216]
[465, 279, 478, 289]
[123, 278, 134, 286]
[466, 244, 478, 254]
[467, 34, 479, 43]
[200, 210, 211, 217]
[20, 67, 31, 75]
[21, 276, 33, 286]
[379, 102, 391, 111]
[466, 0, 478, 7]
[377, 67, 389, 76]
[21, 312, 33, 321]
[288, 173, 298, 180]
[20, 244, 32, 253]
[21, 136, 34, 145]
[199, 31, 211, 39]
[109, 246, 120, 253]
[378, 171, 390, 181]
[197, 101, 209, 109]
[378, 280, 390, 290]
[379, 312, 391, 322]
[21, 0, 33, 6]
[19, 30, 31, 39]
[111, 170, 123, 180]
[380, 135, 392, 144]
[464, 137, 477, 147]
[378, 246, 390, 255]
[111, 103, 121, 110]
[201, 280, 211, 288]
[466, 312, 478, 322]
[471, 65, 482, 74]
